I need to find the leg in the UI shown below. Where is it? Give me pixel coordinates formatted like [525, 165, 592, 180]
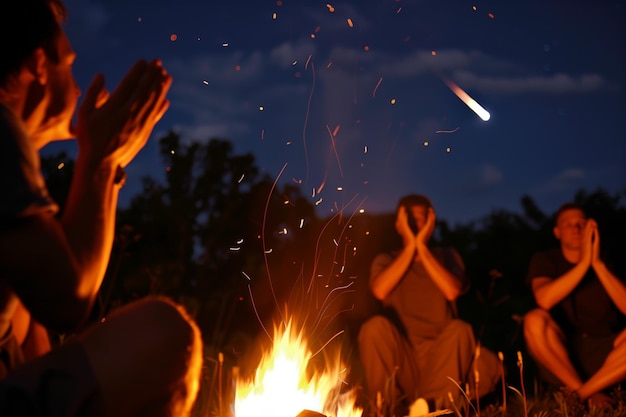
[419, 319, 478, 408]
[523, 308, 583, 390]
[358, 316, 420, 407]
[577, 328, 626, 402]
[79, 296, 203, 417]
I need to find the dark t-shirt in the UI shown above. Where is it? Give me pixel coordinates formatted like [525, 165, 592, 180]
[526, 248, 625, 337]
[371, 247, 467, 341]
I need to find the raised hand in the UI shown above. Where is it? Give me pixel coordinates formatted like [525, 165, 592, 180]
[395, 206, 416, 248]
[588, 219, 601, 267]
[416, 207, 435, 246]
[579, 217, 595, 267]
[76, 59, 172, 168]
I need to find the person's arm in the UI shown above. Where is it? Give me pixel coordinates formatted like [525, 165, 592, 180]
[415, 208, 467, 301]
[590, 222, 626, 314]
[3, 60, 171, 331]
[369, 207, 416, 300]
[530, 221, 593, 310]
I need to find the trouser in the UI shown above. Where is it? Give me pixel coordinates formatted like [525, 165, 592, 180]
[358, 316, 499, 409]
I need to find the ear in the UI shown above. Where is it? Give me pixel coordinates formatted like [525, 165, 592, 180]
[553, 225, 561, 240]
[23, 48, 48, 85]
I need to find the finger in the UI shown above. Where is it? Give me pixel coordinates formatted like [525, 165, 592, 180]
[107, 59, 149, 107]
[78, 73, 106, 118]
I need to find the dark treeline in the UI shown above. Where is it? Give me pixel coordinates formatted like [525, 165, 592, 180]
[42, 132, 626, 383]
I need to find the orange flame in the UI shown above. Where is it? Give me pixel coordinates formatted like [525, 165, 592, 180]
[235, 321, 362, 417]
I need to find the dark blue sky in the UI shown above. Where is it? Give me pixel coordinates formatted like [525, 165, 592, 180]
[45, 0, 626, 224]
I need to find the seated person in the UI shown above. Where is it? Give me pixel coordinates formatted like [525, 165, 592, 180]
[358, 194, 499, 413]
[524, 203, 626, 408]
[0, 1, 203, 415]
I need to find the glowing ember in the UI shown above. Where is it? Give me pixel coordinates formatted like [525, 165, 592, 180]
[235, 321, 362, 417]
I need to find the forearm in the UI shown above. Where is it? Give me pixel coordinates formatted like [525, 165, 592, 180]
[370, 245, 415, 300]
[533, 263, 587, 310]
[417, 243, 464, 300]
[594, 260, 626, 314]
[60, 156, 119, 311]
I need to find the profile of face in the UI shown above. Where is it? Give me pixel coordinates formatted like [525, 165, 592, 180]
[554, 208, 587, 250]
[31, 29, 80, 148]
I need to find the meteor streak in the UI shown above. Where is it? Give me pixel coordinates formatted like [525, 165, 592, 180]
[440, 74, 491, 121]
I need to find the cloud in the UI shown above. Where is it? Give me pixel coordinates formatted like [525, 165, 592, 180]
[452, 71, 617, 95]
[65, 0, 110, 34]
[480, 164, 504, 186]
[536, 168, 587, 193]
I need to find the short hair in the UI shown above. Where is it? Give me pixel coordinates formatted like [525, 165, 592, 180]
[554, 202, 586, 224]
[0, 0, 67, 87]
[396, 194, 433, 211]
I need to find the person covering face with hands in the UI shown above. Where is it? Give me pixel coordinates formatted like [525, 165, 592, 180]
[358, 194, 499, 414]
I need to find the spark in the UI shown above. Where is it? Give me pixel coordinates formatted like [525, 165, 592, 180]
[238, 174, 245, 183]
[222, 42, 229, 47]
[292, 178, 302, 184]
[242, 271, 251, 281]
[446, 147, 452, 153]
[170, 34, 177, 42]
[272, 12, 277, 20]
[390, 98, 396, 105]
[359, 209, 365, 214]
[333, 239, 339, 247]
[332, 125, 340, 136]
[431, 50, 437, 56]
[302, 56, 315, 183]
[283, 199, 290, 205]
[373, 77, 383, 97]
[325, 124, 344, 177]
[264, 249, 273, 254]
[247, 284, 271, 340]
[230, 246, 241, 251]
[440, 74, 491, 121]
[423, 141, 429, 146]
[326, 3, 335, 12]
[57, 162, 65, 170]
[337, 186, 343, 191]
[261, 129, 265, 140]
[237, 239, 244, 244]
[364, 146, 368, 153]
[259, 105, 264, 111]
[202, 80, 209, 85]
[279, 228, 288, 235]
[436, 127, 460, 134]
[488, 12, 495, 19]
[315, 198, 323, 206]
[347, 18, 354, 27]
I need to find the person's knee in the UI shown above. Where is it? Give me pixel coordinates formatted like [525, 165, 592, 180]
[129, 297, 202, 370]
[523, 308, 550, 341]
[358, 315, 391, 346]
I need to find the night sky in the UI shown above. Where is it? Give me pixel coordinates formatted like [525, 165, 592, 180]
[44, 0, 626, 225]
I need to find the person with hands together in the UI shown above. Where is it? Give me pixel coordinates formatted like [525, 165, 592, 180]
[358, 194, 499, 414]
[524, 203, 626, 409]
[0, 1, 202, 416]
